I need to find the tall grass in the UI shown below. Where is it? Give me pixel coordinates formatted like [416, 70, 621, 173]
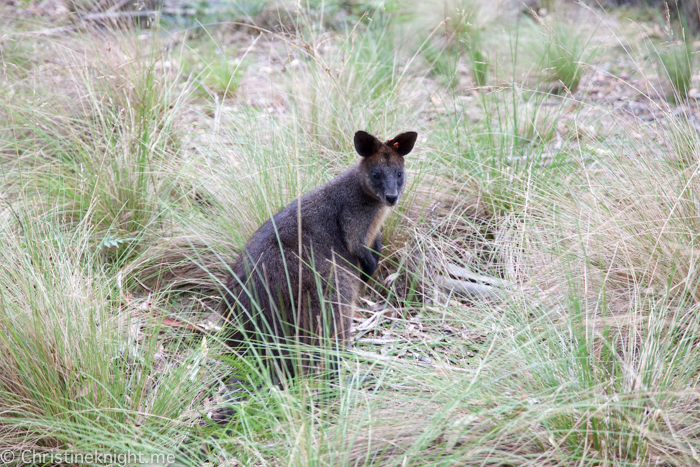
[2, 0, 700, 465]
[541, 21, 595, 94]
[0, 215, 222, 463]
[658, 38, 693, 101]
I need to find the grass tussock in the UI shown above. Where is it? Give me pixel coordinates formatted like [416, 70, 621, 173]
[0, 217, 219, 459]
[658, 38, 693, 101]
[2, 0, 700, 465]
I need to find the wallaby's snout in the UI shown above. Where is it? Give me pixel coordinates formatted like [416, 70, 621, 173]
[381, 169, 401, 206]
[354, 130, 418, 207]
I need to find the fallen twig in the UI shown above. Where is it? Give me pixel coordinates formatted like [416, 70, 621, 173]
[435, 275, 499, 298]
[80, 10, 158, 21]
[445, 263, 508, 288]
[356, 337, 400, 345]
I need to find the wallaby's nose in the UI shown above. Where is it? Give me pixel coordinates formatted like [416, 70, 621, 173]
[386, 194, 398, 205]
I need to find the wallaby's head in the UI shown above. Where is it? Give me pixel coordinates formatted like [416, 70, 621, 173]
[354, 130, 418, 207]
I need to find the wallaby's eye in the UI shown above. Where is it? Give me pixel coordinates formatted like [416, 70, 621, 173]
[397, 171, 403, 178]
[372, 172, 381, 180]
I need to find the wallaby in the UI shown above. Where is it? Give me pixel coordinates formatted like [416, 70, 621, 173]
[222, 130, 418, 379]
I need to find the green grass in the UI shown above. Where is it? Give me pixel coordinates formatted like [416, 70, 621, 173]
[182, 33, 244, 98]
[535, 19, 598, 95]
[658, 38, 693, 101]
[2, 0, 700, 465]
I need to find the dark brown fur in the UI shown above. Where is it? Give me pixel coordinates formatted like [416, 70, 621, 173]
[222, 130, 417, 377]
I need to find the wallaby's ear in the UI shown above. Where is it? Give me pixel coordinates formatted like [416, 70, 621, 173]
[354, 131, 381, 158]
[386, 131, 418, 156]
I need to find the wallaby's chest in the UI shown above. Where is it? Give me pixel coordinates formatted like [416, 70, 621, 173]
[364, 205, 390, 246]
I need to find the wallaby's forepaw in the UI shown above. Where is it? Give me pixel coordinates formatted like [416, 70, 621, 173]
[360, 237, 383, 283]
[359, 249, 378, 283]
[371, 236, 382, 263]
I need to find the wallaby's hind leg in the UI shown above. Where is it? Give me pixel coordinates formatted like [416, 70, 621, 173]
[323, 275, 357, 377]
